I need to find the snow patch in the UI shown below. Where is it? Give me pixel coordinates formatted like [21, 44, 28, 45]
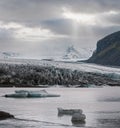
[0, 52, 20, 59]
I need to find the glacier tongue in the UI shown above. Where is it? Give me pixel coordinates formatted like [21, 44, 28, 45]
[0, 58, 120, 81]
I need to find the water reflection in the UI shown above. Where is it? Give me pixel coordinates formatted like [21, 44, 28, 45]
[58, 112, 86, 127]
[97, 118, 120, 128]
[99, 97, 120, 102]
[72, 121, 86, 127]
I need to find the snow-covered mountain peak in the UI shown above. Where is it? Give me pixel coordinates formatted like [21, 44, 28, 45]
[67, 45, 79, 53]
[62, 45, 93, 60]
[63, 45, 80, 59]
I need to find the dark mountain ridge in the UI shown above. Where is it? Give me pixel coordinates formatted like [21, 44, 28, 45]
[87, 31, 120, 66]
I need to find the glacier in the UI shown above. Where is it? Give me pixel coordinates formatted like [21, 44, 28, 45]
[0, 58, 120, 79]
[0, 58, 119, 87]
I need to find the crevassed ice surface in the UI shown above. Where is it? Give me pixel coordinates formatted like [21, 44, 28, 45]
[0, 59, 120, 79]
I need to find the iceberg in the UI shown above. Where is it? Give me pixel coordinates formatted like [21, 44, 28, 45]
[4, 90, 60, 98]
[58, 108, 83, 115]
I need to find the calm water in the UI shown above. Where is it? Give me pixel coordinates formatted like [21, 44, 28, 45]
[0, 87, 120, 128]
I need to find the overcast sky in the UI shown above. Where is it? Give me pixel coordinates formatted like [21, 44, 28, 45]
[0, 0, 120, 58]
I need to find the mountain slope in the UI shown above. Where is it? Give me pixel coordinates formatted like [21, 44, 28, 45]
[87, 31, 120, 66]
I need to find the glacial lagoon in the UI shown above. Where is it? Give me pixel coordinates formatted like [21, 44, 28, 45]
[0, 87, 120, 128]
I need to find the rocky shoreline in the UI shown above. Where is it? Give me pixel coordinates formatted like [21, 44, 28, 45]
[0, 111, 14, 120]
[0, 63, 119, 87]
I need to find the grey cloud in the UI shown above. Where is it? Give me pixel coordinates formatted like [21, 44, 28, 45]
[0, 0, 120, 58]
[65, 0, 120, 13]
[0, 0, 120, 33]
[104, 13, 120, 25]
[0, 0, 63, 22]
[0, 0, 120, 23]
[41, 19, 74, 35]
[0, 28, 14, 39]
[41, 17, 120, 38]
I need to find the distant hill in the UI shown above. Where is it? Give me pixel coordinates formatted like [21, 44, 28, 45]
[87, 31, 120, 66]
[0, 52, 20, 59]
